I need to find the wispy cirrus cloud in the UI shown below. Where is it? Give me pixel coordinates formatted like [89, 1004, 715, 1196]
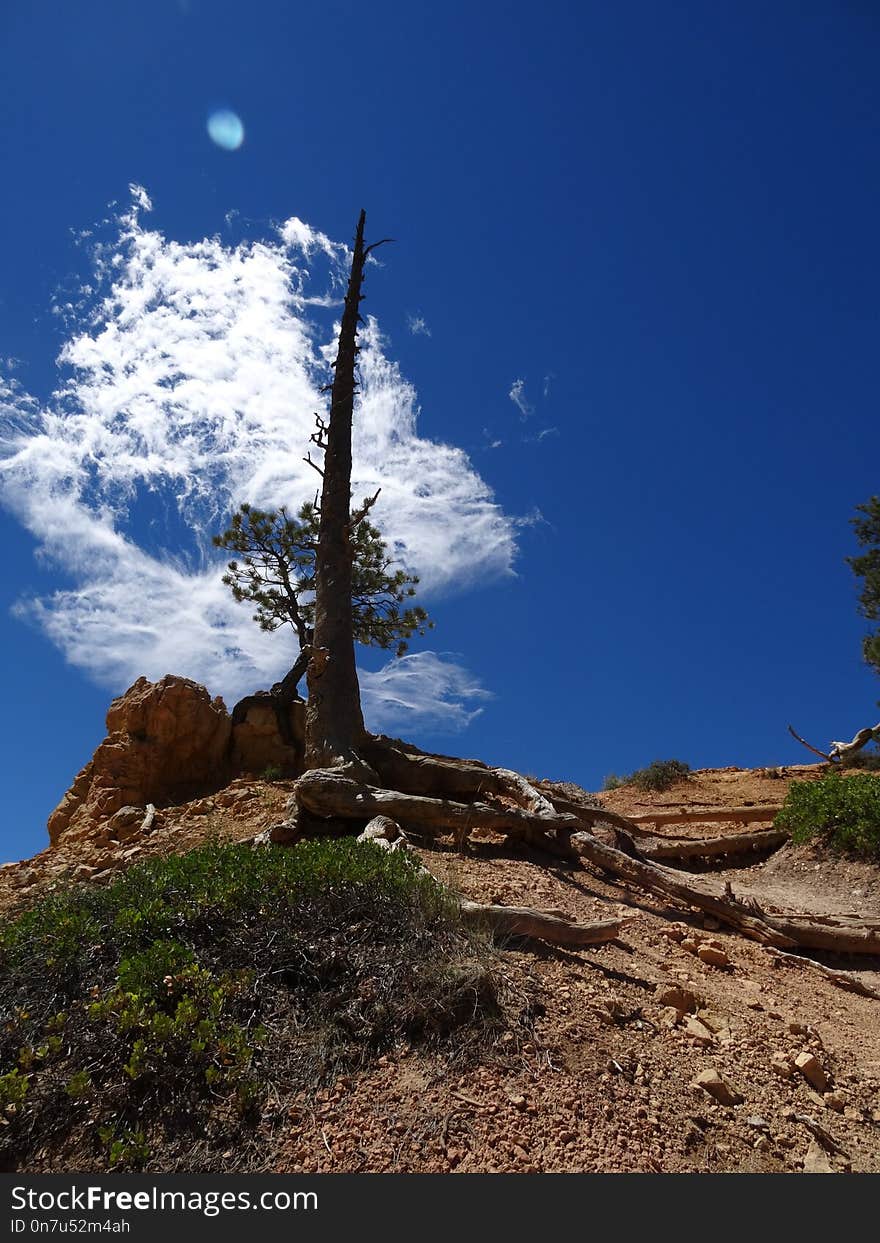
[406, 313, 431, 337]
[508, 377, 533, 419]
[0, 188, 516, 730]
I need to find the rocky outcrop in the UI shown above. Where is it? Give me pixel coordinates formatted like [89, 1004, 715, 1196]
[47, 675, 306, 846]
[229, 694, 305, 777]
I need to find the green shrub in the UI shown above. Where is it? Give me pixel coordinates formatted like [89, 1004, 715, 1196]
[844, 744, 880, 772]
[775, 772, 880, 856]
[260, 763, 283, 781]
[0, 838, 501, 1172]
[602, 759, 691, 793]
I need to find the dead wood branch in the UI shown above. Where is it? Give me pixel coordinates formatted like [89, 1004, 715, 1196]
[569, 832, 796, 947]
[570, 833, 880, 955]
[787, 723, 832, 762]
[788, 720, 880, 765]
[628, 806, 783, 828]
[630, 827, 789, 861]
[538, 787, 787, 860]
[829, 722, 880, 764]
[458, 901, 630, 947]
[767, 949, 880, 1001]
[348, 488, 382, 529]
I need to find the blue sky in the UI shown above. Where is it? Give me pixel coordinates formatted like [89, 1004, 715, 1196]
[1, 1, 878, 862]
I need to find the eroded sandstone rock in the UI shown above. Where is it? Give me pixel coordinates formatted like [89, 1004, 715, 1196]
[48, 675, 308, 848]
[48, 676, 231, 844]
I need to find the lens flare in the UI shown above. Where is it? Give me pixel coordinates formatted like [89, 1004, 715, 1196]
[207, 109, 245, 151]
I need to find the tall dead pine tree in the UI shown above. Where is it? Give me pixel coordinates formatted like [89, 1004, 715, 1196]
[304, 210, 387, 772]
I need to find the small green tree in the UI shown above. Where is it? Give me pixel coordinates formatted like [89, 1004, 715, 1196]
[847, 495, 880, 681]
[213, 499, 432, 702]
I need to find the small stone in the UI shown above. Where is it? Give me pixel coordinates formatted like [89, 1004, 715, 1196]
[746, 1116, 769, 1130]
[843, 1108, 863, 1122]
[697, 945, 730, 968]
[508, 1094, 527, 1110]
[795, 1052, 830, 1093]
[691, 1068, 744, 1107]
[655, 984, 699, 1013]
[662, 925, 686, 942]
[682, 1016, 715, 1047]
[698, 1009, 732, 1039]
[753, 1136, 770, 1151]
[681, 938, 700, 954]
[788, 1021, 809, 1035]
[802, 1140, 835, 1174]
[823, 1093, 844, 1113]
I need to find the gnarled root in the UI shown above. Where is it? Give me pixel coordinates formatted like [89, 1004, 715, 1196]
[286, 741, 880, 960]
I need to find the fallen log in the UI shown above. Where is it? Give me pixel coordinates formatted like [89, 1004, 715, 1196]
[628, 806, 783, 828]
[538, 790, 788, 862]
[633, 827, 789, 861]
[570, 832, 796, 947]
[458, 901, 630, 947]
[571, 833, 880, 955]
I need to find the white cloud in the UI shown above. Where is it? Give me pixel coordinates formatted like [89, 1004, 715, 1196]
[278, 215, 344, 262]
[360, 652, 491, 731]
[406, 313, 431, 337]
[0, 191, 515, 729]
[509, 377, 533, 419]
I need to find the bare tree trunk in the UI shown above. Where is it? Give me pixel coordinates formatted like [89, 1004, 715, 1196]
[305, 211, 371, 771]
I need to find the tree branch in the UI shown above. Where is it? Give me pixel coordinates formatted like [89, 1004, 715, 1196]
[349, 488, 382, 529]
[787, 723, 832, 762]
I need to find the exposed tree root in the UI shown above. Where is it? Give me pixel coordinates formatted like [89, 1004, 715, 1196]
[282, 740, 880, 961]
[767, 949, 880, 1001]
[294, 767, 581, 859]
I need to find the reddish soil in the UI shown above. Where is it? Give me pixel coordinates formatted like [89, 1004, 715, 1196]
[3, 762, 879, 1174]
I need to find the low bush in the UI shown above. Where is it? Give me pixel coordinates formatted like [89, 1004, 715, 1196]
[603, 759, 691, 793]
[0, 839, 501, 1171]
[775, 772, 880, 856]
[844, 744, 880, 772]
